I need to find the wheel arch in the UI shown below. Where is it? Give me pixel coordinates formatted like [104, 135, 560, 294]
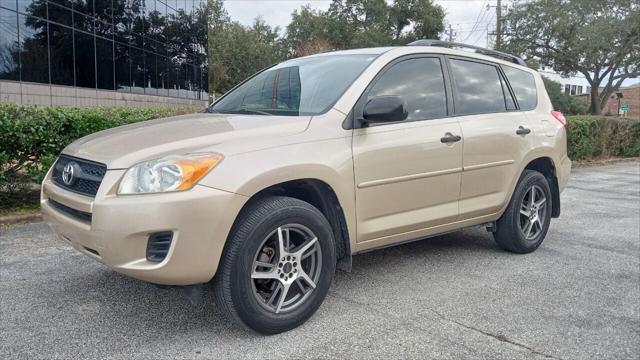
[232, 178, 353, 266]
[523, 156, 561, 218]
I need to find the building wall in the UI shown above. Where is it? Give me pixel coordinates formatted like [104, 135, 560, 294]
[0, 0, 208, 107]
[602, 85, 640, 117]
[538, 68, 591, 96]
[0, 79, 207, 107]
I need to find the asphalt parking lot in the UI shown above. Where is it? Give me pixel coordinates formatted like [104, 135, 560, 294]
[1, 161, 639, 359]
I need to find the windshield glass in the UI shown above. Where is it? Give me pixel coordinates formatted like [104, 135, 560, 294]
[210, 54, 377, 116]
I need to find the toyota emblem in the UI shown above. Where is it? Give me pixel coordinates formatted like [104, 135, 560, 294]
[62, 163, 76, 185]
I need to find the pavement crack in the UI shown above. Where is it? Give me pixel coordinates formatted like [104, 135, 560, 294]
[424, 307, 564, 360]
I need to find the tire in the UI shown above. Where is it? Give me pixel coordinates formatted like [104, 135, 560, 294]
[494, 170, 553, 254]
[213, 196, 336, 334]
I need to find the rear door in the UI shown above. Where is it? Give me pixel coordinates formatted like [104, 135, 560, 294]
[447, 57, 537, 219]
[352, 56, 463, 244]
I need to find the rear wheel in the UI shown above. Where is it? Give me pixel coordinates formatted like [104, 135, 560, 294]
[213, 196, 336, 334]
[494, 170, 552, 253]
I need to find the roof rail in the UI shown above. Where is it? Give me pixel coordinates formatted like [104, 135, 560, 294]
[408, 39, 527, 67]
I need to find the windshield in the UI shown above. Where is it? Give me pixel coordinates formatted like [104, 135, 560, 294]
[210, 54, 377, 116]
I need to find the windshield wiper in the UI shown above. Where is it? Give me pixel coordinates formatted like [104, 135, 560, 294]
[238, 108, 273, 115]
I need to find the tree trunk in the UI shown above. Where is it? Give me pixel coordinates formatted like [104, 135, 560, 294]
[589, 86, 601, 115]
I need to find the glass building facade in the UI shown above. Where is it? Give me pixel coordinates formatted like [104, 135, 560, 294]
[0, 0, 208, 99]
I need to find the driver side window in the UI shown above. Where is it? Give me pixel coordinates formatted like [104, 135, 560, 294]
[368, 57, 448, 121]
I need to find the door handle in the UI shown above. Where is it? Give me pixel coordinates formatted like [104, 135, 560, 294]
[516, 126, 531, 135]
[440, 133, 462, 143]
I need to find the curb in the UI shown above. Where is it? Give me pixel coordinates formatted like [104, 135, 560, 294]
[573, 157, 640, 168]
[0, 212, 43, 226]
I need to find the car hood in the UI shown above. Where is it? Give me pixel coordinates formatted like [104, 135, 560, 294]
[63, 113, 311, 169]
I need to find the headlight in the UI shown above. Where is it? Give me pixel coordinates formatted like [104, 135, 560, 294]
[118, 152, 223, 194]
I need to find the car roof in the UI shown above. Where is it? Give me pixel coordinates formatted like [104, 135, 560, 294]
[302, 45, 533, 73]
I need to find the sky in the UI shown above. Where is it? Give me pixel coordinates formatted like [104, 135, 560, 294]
[223, 0, 497, 48]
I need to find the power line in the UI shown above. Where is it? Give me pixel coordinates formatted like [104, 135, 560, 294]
[462, 0, 489, 43]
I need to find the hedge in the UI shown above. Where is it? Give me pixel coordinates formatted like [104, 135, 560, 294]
[567, 116, 640, 160]
[0, 104, 199, 203]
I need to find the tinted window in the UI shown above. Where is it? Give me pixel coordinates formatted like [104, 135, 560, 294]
[49, 23, 73, 85]
[114, 42, 130, 91]
[20, 14, 49, 84]
[96, 37, 114, 90]
[368, 57, 447, 121]
[0, 8, 20, 80]
[74, 30, 95, 88]
[450, 59, 506, 115]
[502, 65, 537, 110]
[212, 55, 376, 116]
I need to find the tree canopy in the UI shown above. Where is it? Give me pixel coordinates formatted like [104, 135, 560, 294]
[208, 0, 445, 94]
[502, 0, 639, 114]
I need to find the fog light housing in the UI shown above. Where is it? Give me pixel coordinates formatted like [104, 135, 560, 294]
[146, 232, 173, 262]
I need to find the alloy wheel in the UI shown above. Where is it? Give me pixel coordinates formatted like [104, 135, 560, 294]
[250, 224, 322, 314]
[518, 184, 547, 240]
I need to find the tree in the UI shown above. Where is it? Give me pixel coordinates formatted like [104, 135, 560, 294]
[542, 76, 588, 115]
[208, 0, 285, 95]
[284, 0, 445, 56]
[502, 0, 640, 115]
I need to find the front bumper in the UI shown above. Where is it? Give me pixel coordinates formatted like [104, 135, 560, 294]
[41, 168, 247, 285]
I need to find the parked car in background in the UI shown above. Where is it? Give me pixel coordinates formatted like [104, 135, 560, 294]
[41, 41, 571, 334]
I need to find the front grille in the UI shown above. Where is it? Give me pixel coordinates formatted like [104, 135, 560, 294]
[146, 232, 173, 262]
[49, 199, 93, 223]
[52, 155, 107, 197]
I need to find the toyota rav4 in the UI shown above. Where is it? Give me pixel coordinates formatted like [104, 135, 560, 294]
[41, 41, 571, 334]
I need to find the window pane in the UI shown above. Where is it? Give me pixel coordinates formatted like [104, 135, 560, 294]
[130, 45, 144, 92]
[0, 8, 20, 80]
[49, 23, 73, 85]
[450, 59, 505, 115]
[48, 2, 72, 27]
[73, 9, 93, 33]
[144, 50, 156, 94]
[502, 65, 537, 110]
[74, 29, 95, 88]
[368, 57, 447, 121]
[96, 37, 114, 90]
[72, 0, 93, 16]
[114, 41, 130, 91]
[18, 0, 51, 17]
[564, 84, 570, 94]
[94, 0, 112, 24]
[156, 55, 168, 96]
[19, 13, 49, 83]
[3, 0, 17, 11]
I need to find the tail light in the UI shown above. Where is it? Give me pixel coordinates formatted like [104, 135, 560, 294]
[551, 111, 567, 129]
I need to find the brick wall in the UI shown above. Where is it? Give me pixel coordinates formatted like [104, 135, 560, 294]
[602, 85, 640, 117]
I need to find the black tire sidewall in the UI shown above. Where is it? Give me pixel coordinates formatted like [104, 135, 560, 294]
[227, 198, 336, 334]
[496, 170, 553, 253]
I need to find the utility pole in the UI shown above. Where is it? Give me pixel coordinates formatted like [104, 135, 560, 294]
[495, 0, 502, 50]
[447, 24, 454, 42]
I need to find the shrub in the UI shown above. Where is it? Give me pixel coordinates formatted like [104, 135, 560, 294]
[0, 104, 198, 204]
[567, 116, 640, 160]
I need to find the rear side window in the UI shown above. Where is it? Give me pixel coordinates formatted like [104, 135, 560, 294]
[368, 57, 447, 121]
[449, 59, 506, 115]
[502, 65, 537, 110]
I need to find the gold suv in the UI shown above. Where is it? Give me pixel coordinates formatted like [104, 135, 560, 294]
[42, 41, 571, 334]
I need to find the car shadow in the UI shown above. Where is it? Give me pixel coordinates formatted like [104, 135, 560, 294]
[46, 227, 501, 339]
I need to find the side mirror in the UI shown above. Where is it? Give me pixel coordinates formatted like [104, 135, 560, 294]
[362, 96, 408, 124]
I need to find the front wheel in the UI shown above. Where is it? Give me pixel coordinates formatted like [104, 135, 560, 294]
[213, 196, 336, 334]
[494, 170, 553, 253]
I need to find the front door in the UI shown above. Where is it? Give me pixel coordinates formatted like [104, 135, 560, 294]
[352, 56, 463, 245]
